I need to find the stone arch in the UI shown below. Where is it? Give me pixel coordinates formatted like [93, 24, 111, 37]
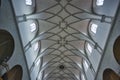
[103, 68, 120, 80]
[0, 29, 14, 64]
[113, 36, 120, 65]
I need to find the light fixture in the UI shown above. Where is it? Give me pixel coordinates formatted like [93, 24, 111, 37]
[96, 0, 104, 6]
[30, 22, 37, 32]
[91, 23, 98, 34]
[25, 0, 32, 5]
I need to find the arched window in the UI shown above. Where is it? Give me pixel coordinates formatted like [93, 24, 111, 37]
[90, 23, 98, 34]
[81, 74, 86, 80]
[30, 22, 37, 32]
[96, 0, 104, 6]
[36, 59, 40, 66]
[87, 43, 93, 55]
[25, 0, 32, 5]
[33, 42, 39, 51]
[83, 60, 89, 71]
[37, 72, 42, 80]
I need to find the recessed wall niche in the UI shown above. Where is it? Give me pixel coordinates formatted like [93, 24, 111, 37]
[113, 36, 120, 65]
[0, 29, 14, 64]
[103, 68, 119, 80]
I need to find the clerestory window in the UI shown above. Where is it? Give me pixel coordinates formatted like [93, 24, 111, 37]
[87, 43, 93, 55]
[33, 42, 39, 51]
[81, 74, 86, 80]
[83, 60, 89, 71]
[30, 22, 37, 32]
[96, 0, 104, 6]
[25, 0, 32, 5]
[90, 23, 98, 34]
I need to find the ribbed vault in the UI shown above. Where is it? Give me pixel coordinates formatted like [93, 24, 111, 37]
[17, 0, 113, 80]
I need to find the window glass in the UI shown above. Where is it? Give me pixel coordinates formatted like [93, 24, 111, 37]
[87, 43, 93, 54]
[91, 23, 98, 34]
[33, 42, 39, 51]
[25, 0, 32, 5]
[30, 23, 37, 32]
[36, 59, 40, 66]
[82, 74, 85, 80]
[77, 63, 82, 68]
[37, 72, 42, 80]
[83, 60, 89, 71]
[96, 0, 104, 6]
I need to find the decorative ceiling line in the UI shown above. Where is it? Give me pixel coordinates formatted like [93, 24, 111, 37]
[24, 22, 102, 56]
[45, 72, 77, 80]
[84, 41, 96, 74]
[17, 0, 113, 23]
[38, 52, 82, 79]
[28, 32, 97, 79]
[30, 45, 58, 70]
[67, 2, 113, 23]
[34, 46, 91, 80]
[38, 61, 79, 80]
[39, 55, 80, 73]
[87, 21, 103, 54]
[43, 66, 79, 80]
[17, 0, 113, 80]
[81, 60, 88, 80]
[43, 55, 82, 71]
[18, 0, 105, 59]
[30, 45, 64, 72]
[43, 63, 79, 78]
[28, 34, 95, 73]
[23, 17, 103, 56]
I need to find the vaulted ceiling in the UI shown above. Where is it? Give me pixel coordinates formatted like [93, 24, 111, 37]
[11, 0, 120, 80]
